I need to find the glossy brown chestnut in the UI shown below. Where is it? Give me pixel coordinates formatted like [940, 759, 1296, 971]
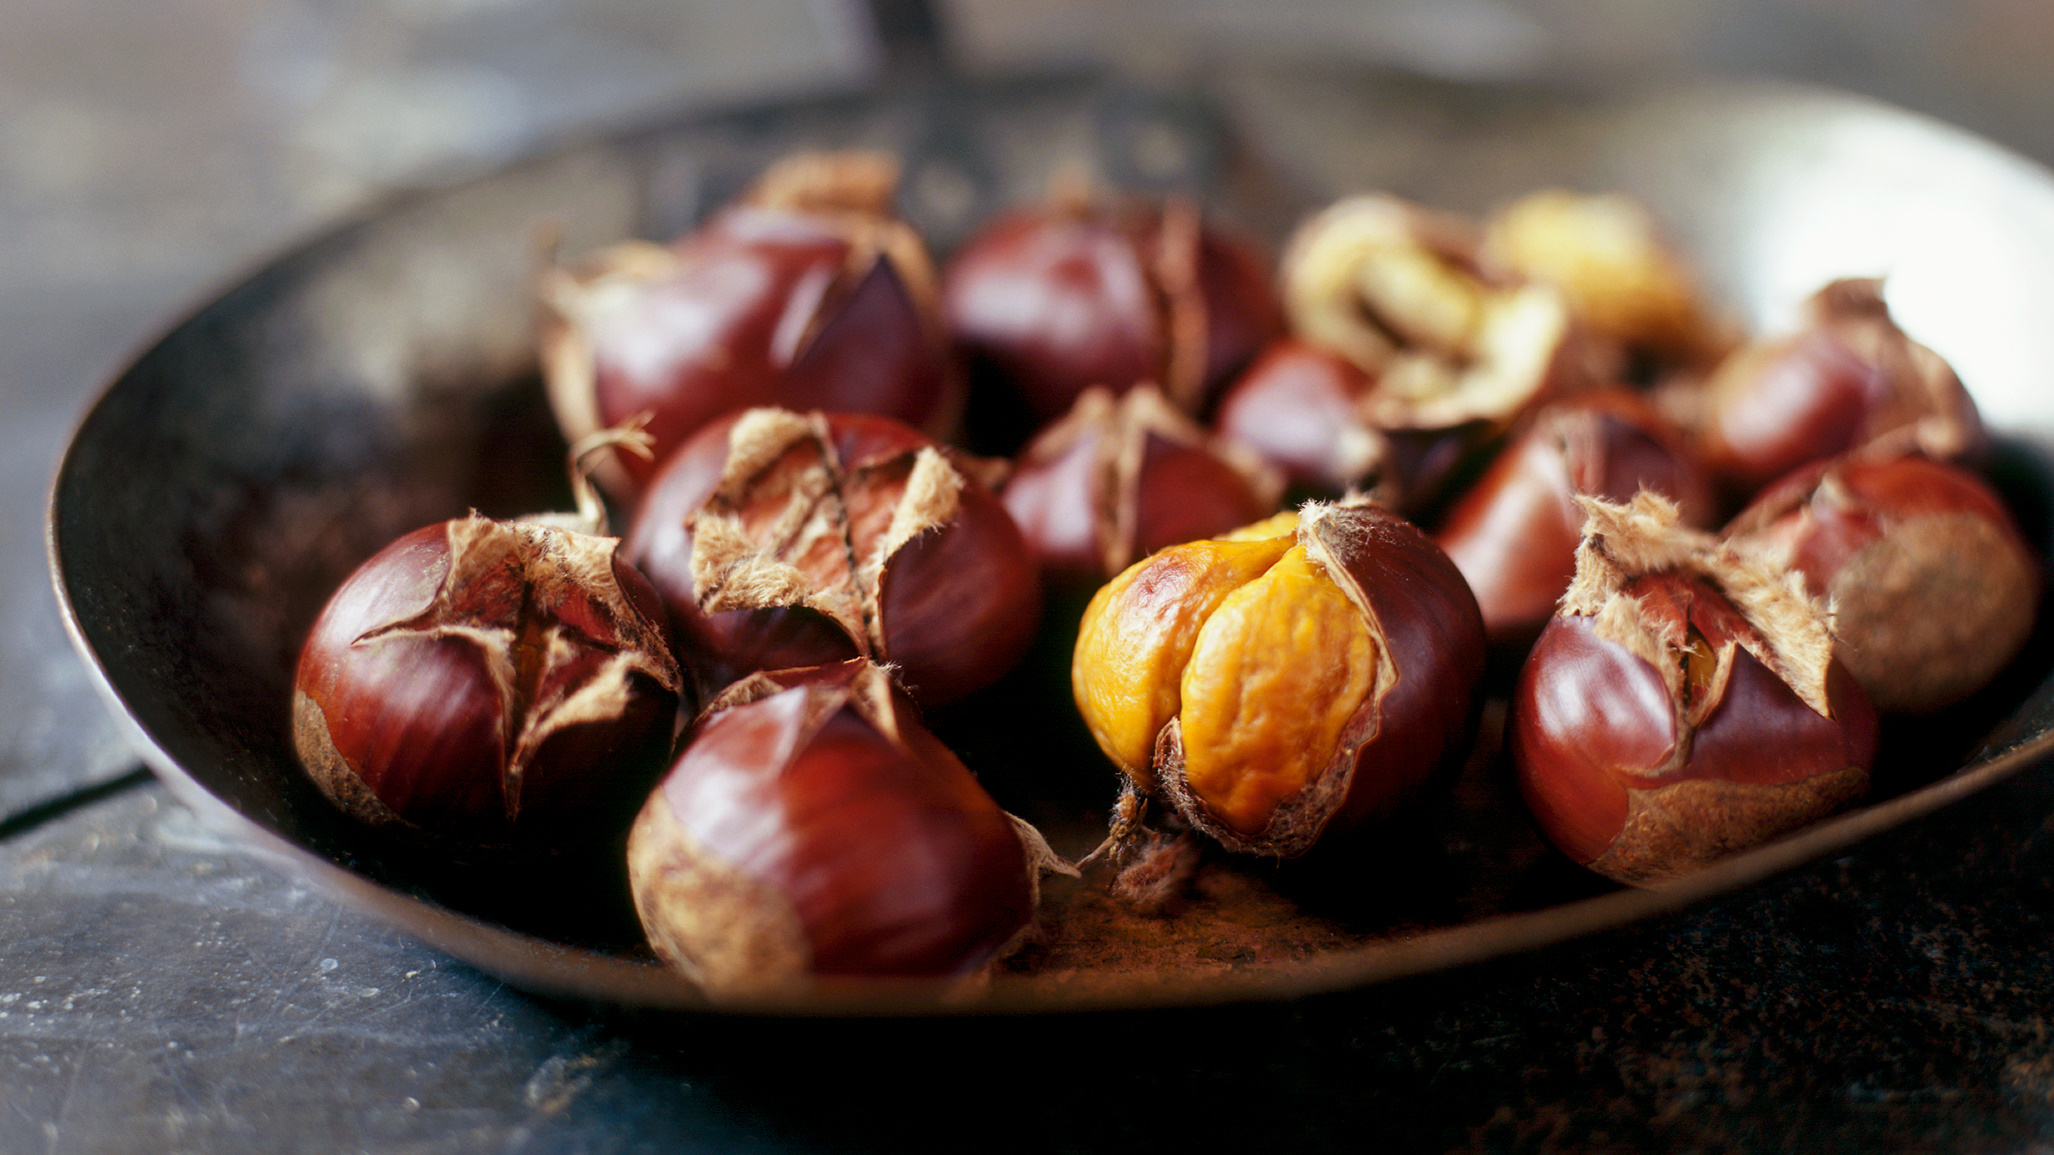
[1724, 452, 2041, 712]
[1002, 382, 1284, 585]
[1072, 499, 1486, 859]
[626, 659, 1059, 998]
[292, 513, 685, 850]
[1436, 388, 1715, 648]
[541, 151, 957, 499]
[1507, 493, 1879, 885]
[941, 188, 1282, 429]
[1692, 278, 1982, 498]
[623, 407, 1041, 704]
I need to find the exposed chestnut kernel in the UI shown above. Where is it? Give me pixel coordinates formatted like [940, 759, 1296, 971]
[292, 513, 685, 850]
[1724, 453, 2041, 712]
[1003, 382, 1284, 585]
[1072, 498, 1486, 861]
[623, 407, 1042, 705]
[540, 151, 958, 500]
[1479, 189, 1738, 380]
[1507, 493, 1879, 885]
[941, 185, 1283, 434]
[627, 660, 1069, 998]
[1691, 277, 1983, 499]
[1278, 193, 1588, 447]
[1435, 388, 1715, 649]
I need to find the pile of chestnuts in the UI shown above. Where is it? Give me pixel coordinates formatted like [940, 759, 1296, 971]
[290, 150, 2044, 999]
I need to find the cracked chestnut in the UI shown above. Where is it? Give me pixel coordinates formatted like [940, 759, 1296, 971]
[292, 513, 685, 850]
[623, 407, 1041, 704]
[1002, 382, 1284, 585]
[941, 186, 1282, 434]
[626, 659, 1063, 998]
[1071, 498, 1486, 859]
[1691, 277, 1982, 499]
[1723, 452, 2041, 712]
[1435, 388, 1714, 648]
[541, 151, 958, 499]
[1507, 493, 1879, 885]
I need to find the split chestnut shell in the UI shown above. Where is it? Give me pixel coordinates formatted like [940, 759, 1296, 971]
[1071, 499, 1487, 857]
[1507, 493, 1879, 885]
[292, 514, 685, 850]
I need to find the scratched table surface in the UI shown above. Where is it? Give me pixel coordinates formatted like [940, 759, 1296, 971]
[13, 2, 2054, 1152]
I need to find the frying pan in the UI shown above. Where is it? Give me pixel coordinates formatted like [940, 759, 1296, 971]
[48, 59, 2054, 1013]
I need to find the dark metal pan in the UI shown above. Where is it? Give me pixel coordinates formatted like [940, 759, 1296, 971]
[48, 61, 2054, 1014]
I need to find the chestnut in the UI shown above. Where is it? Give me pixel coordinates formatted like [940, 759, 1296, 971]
[540, 151, 958, 499]
[1691, 277, 1982, 499]
[1479, 188, 1737, 381]
[626, 659, 1064, 998]
[1507, 493, 1879, 885]
[941, 186, 1282, 432]
[1435, 388, 1715, 649]
[1071, 498, 1486, 861]
[1278, 192, 1587, 441]
[292, 513, 685, 850]
[1002, 382, 1284, 585]
[1211, 337, 1389, 497]
[1723, 452, 2041, 712]
[623, 407, 1042, 705]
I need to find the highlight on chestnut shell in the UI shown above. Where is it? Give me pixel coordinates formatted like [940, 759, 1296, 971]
[1506, 492, 1880, 886]
[625, 660, 1069, 999]
[1071, 498, 1487, 861]
[292, 513, 685, 851]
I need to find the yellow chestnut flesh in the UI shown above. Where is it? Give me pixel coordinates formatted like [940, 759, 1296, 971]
[1073, 499, 1485, 857]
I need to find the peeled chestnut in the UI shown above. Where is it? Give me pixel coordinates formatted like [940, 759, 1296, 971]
[1071, 498, 1486, 860]
[1691, 277, 1982, 498]
[1435, 388, 1715, 648]
[1507, 493, 1879, 885]
[541, 151, 957, 499]
[942, 186, 1282, 432]
[292, 513, 685, 850]
[626, 659, 1062, 998]
[1724, 452, 2041, 712]
[1002, 382, 1283, 585]
[623, 407, 1041, 704]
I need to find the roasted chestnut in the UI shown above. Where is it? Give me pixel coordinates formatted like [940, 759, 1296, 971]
[1507, 493, 1879, 885]
[1003, 382, 1284, 585]
[1480, 188, 1737, 380]
[627, 660, 1065, 998]
[623, 407, 1042, 704]
[292, 513, 685, 850]
[1279, 192, 1587, 442]
[541, 151, 958, 499]
[1724, 452, 2041, 712]
[1436, 388, 1715, 649]
[1690, 277, 1982, 499]
[941, 186, 1282, 434]
[1071, 499, 1486, 861]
